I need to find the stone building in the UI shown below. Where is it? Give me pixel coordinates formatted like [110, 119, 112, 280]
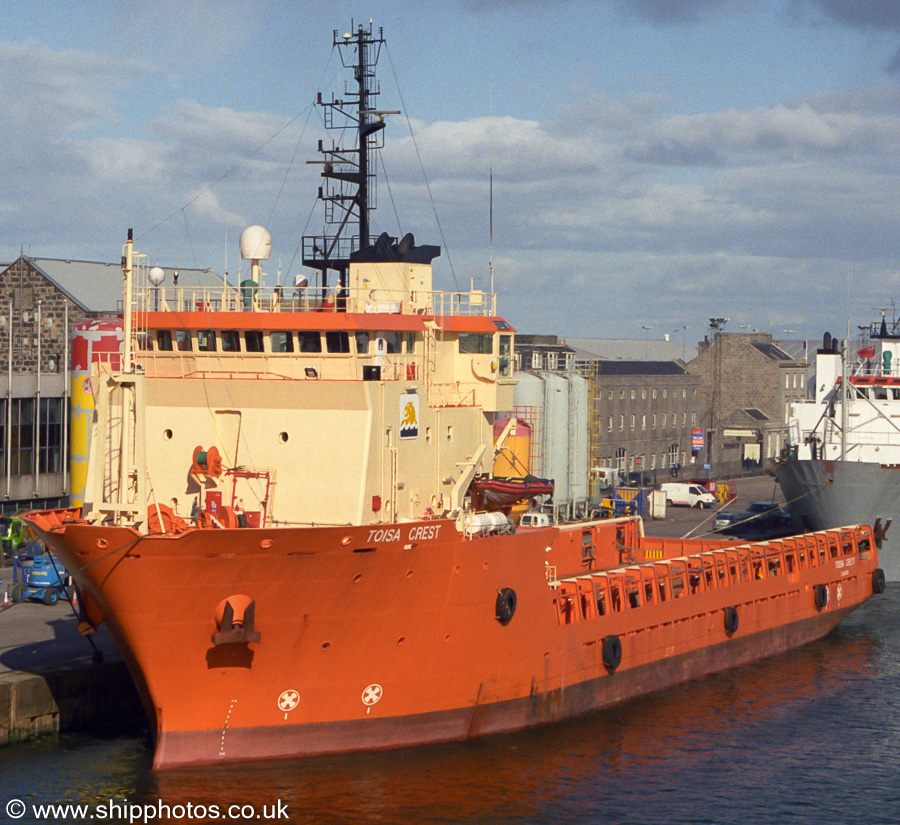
[684, 330, 807, 478]
[0, 254, 222, 514]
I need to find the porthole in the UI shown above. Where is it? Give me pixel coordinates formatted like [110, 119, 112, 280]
[163, 429, 173, 440]
[279, 432, 289, 443]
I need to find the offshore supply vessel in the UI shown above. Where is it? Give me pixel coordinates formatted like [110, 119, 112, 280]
[25, 23, 884, 768]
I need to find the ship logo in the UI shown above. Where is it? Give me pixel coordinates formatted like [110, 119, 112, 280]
[399, 392, 419, 440]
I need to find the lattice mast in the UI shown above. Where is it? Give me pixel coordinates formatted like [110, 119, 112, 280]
[302, 21, 392, 291]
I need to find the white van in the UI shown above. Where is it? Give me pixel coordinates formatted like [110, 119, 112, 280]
[659, 482, 716, 509]
[593, 467, 624, 490]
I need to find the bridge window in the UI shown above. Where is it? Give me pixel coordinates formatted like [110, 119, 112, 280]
[221, 330, 239, 352]
[299, 331, 322, 353]
[245, 330, 264, 352]
[175, 330, 192, 352]
[382, 332, 400, 353]
[459, 333, 492, 354]
[156, 330, 173, 351]
[197, 330, 216, 352]
[499, 334, 512, 377]
[354, 331, 370, 354]
[326, 331, 350, 353]
[270, 332, 293, 353]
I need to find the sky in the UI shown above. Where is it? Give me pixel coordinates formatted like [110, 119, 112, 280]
[3, 0, 900, 346]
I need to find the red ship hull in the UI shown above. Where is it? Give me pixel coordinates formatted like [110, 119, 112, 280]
[25, 508, 881, 769]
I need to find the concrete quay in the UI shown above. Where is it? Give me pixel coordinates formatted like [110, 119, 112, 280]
[0, 591, 144, 747]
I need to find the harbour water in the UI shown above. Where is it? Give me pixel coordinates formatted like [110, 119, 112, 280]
[2, 586, 898, 825]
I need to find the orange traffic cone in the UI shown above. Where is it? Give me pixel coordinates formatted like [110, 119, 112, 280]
[71, 588, 79, 609]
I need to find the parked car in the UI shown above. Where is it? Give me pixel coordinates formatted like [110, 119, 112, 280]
[713, 511, 743, 532]
[742, 502, 787, 529]
[715, 502, 792, 536]
[659, 482, 716, 509]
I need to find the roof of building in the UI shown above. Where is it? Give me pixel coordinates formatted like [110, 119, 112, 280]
[580, 360, 690, 376]
[751, 341, 795, 362]
[741, 407, 770, 421]
[21, 257, 225, 313]
[566, 337, 698, 362]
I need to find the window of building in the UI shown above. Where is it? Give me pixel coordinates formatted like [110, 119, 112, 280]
[326, 331, 350, 353]
[641, 414, 646, 431]
[38, 398, 64, 473]
[652, 414, 657, 428]
[668, 443, 679, 467]
[652, 389, 657, 399]
[546, 351, 558, 370]
[630, 414, 635, 430]
[245, 330, 264, 352]
[299, 331, 322, 353]
[662, 413, 667, 427]
[619, 415, 624, 431]
[607, 416, 613, 432]
[9, 398, 34, 475]
[785, 374, 791, 389]
[630, 390, 635, 400]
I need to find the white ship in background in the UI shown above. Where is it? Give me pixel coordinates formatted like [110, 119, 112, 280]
[777, 313, 898, 578]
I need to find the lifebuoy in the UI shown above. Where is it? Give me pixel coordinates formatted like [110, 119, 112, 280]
[723, 606, 739, 635]
[814, 583, 829, 609]
[495, 588, 517, 623]
[602, 634, 622, 670]
[872, 568, 886, 594]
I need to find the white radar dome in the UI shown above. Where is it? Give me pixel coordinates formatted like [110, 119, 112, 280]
[148, 266, 165, 286]
[240, 225, 272, 261]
